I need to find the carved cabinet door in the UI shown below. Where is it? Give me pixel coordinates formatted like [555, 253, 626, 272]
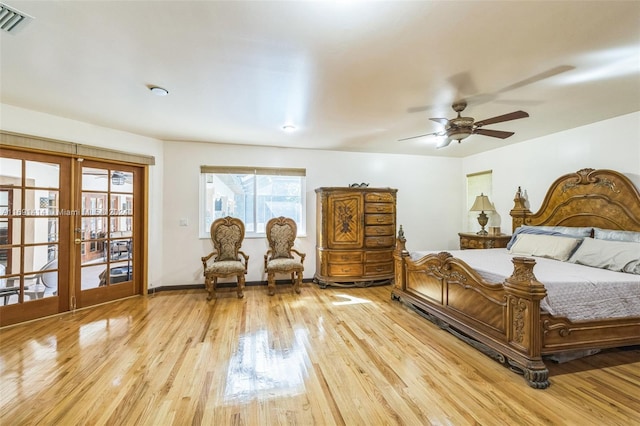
[327, 192, 363, 249]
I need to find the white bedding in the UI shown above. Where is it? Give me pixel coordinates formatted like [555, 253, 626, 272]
[410, 248, 640, 321]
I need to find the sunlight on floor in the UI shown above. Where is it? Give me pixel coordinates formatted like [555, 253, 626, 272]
[332, 293, 372, 306]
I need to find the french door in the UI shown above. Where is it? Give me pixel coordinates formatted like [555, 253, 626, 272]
[0, 149, 145, 326]
[74, 159, 143, 309]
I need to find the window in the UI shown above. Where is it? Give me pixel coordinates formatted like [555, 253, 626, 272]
[200, 166, 306, 238]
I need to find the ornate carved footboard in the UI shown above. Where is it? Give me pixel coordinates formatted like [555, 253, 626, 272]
[392, 168, 640, 389]
[392, 229, 551, 388]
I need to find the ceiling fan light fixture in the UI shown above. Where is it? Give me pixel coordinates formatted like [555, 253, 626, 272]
[447, 130, 472, 140]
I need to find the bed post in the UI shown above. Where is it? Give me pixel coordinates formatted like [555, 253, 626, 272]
[504, 256, 550, 388]
[510, 186, 531, 232]
[392, 225, 408, 294]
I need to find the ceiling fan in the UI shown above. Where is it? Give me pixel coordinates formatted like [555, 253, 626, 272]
[399, 100, 529, 148]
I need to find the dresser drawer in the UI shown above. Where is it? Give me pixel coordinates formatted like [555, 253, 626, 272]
[327, 251, 364, 263]
[364, 192, 395, 203]
[364, 262, 393, 276]
[364, 203, 394, 214]
[365, 214, 394, 225]
[364, 236, 395, 248]
[328, 263, 364, 277]
[365, 250, 393, 263]
[365, 224, 395, 236]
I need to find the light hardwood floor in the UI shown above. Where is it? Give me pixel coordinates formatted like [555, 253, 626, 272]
[1, 284, 638, 425]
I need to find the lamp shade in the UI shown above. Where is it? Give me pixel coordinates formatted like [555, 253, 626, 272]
[470, 193, 495, 212]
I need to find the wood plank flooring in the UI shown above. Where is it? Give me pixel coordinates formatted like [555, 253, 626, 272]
[1, 284, 638, 425]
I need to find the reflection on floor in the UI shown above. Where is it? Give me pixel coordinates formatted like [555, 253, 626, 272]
[224, 329, 308, 403]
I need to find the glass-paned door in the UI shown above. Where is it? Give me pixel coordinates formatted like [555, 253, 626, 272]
[0, 150, 71, 325]
[0, 148, 146, 327]
[75, 160, 141, 308]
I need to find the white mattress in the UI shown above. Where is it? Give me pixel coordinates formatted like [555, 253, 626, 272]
[410, 248, 640, 321]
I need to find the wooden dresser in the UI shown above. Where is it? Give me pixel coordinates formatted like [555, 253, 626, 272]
[314, 187, 397, 287]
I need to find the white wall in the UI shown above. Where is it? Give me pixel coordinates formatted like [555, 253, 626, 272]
[0, 103, 165, 288]
[161, 141, 462, 286]
[462, 112, 640, 234]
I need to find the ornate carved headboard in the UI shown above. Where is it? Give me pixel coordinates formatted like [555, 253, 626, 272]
[510, 168, 640, 232]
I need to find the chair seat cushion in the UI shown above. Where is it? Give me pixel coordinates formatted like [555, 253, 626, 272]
[205, 260, 245, 275]
[266, 258, 304, 272]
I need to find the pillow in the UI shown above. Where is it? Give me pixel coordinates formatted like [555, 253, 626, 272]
[508, 233, 583, 261]
[569, 238, 640, 274]
[506, 225, 592, 250]
[593, 228, 640, 243]
[528, 225, 593, 238]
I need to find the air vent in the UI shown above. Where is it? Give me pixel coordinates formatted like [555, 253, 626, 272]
[0, 2, 33, 34]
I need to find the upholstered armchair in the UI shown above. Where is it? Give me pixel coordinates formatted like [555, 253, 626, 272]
[201, 216, 249, 299]
[264, 216, 305, 296]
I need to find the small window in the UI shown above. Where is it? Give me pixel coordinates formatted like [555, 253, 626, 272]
[200, 166, 306, 238]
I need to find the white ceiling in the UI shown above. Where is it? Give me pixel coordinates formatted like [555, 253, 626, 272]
[1, 1, 639, 157]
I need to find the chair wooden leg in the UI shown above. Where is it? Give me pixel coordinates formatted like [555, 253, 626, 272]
[294, 271, 302, 294]
[205, 276, 213, 301]
[268, 272, 276, 296]
[237, 274, 245, 298]
[211, 277, 219, 300]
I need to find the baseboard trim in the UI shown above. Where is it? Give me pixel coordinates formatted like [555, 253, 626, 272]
[148, 278, 315, 294]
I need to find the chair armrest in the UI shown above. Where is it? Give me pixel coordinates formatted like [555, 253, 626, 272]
[201, 251, 217, 272]
[264, 249, 274, 270]
[238, 251, 250, 272]
[291, 249, 306, 264]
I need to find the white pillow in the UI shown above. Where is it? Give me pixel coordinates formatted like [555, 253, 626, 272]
[569, 237, 640, 274]
[508, 233, 582, 261]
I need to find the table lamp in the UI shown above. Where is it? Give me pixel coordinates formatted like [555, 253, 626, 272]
[470, 193, 495, 235]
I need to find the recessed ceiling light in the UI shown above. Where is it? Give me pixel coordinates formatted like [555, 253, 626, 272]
[149, 86, 169, 96]
[282, 125, 296, 132]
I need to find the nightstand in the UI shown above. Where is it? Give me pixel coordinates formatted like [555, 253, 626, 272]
[458, 232, 512, 250]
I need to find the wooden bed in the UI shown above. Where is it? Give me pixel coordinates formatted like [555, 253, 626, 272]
[391, 168, 640, 388]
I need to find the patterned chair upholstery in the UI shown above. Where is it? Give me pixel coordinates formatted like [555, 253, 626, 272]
[201, 217, 249, 299]
[264, 216, 305, 296]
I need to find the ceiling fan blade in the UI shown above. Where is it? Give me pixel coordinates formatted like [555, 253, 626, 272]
[429, 118, 449, 125]
[398, 132, 441, 142]
[474, 129, 515, 139]
[436, 138, 453, 149]
[407, 105, 433, 113]
[496, 65, 575, 93]
[475, 110, 529, 127]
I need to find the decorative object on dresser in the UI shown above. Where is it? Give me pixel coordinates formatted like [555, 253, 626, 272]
[458, 232, 511, 250]
[264, 216, 305, 296]
[469, 193, 495, 235]
[314, 187, 397, 288]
